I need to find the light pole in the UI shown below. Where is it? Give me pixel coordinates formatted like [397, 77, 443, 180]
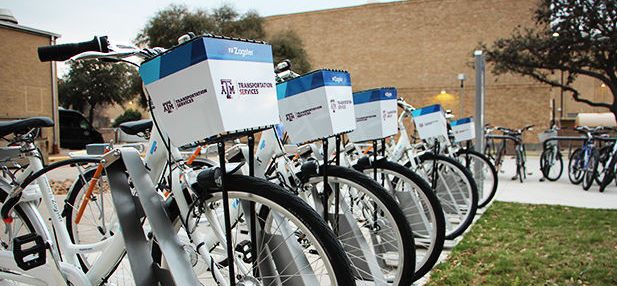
[458, 73, 466, 116]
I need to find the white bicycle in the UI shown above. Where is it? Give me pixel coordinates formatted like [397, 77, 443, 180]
[387, 98, 478, 240]
[0, 35, 355, 285]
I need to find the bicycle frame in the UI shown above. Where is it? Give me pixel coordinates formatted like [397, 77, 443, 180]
[0, 143, 125, 286]
[72, 129, 249, 285]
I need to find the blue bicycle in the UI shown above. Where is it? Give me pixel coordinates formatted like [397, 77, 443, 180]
[568, 126, 604, 190]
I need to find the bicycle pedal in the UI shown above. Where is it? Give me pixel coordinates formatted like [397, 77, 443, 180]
[235, 240, 254, 263]
[12, 233, 47, 270]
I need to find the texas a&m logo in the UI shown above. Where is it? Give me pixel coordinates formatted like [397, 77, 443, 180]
[221, 79, 235, 99]
[162, 100, 174, 114]
[330, 99, 337, 113]
[285, 113, 295, 122]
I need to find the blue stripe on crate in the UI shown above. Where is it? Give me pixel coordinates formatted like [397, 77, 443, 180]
[159, 42, 193, 80]
[353, 88, 397, 105]
[139, 37, 273, 85]
[411, 104, 443, 117]
[450, 117, 473, 126]
[139, 57, 161, 85]
[202, 38, 273, 63]
[276, 70, 351, 99]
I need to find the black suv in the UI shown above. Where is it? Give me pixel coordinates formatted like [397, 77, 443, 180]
[59, 108, 104, 149]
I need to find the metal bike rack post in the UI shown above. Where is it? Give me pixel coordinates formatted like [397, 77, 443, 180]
[322, 138, 329, 224]
[373, 140, 378, 181]
[334, 135, 341, 234]
[104, 148, 200, 286]
[217, 141, 236, 286]
[247, 134, 258, 276]
[474, 50, 486, 153]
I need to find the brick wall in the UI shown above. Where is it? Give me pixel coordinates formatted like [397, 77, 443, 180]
[0, 27, 55, 151]
[264, 0, 609, 143]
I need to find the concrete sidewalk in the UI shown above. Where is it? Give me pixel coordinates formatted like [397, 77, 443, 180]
[415, 155, 617, 285]
[495, 156, 617, 209]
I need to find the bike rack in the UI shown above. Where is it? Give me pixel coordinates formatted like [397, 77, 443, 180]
[485, 134, 520, 144]
[103, 148, 200, 286]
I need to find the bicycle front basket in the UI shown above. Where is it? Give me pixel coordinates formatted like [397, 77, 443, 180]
[347, 87, 398, 143]
[139, 35, 279, 146]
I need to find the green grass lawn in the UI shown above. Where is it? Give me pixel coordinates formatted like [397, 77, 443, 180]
[426, 201, 617, 285]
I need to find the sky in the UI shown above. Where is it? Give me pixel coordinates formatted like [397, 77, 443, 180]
[2, 0, 393, 46]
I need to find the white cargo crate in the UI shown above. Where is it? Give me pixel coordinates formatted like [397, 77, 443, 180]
[450, 117, 475, 142]
[411, 104, 449, 141]
[139, 35, 279, 146]
[347, 87, 398, 142]
[538, 129, 558, 146]
[277, 69, 356, 144]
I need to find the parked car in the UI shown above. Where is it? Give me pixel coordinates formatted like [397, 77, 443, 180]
[59, 108, 104, 149]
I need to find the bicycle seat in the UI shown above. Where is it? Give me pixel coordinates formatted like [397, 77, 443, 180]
[119, 120, 152, 135]
[0, 117, 53, 138]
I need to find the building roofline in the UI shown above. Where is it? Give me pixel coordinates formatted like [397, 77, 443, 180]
[0, 21, 60, 38]
[265, 0, 410, 19]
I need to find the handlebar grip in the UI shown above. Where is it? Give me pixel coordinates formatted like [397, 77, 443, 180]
[38, 36, 109, 62]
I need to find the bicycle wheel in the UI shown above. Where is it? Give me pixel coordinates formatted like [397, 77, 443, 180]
[595, 144, 613, 185]
[493, 144, 505, 173]
[516, 146, 524, 183]
[192, 174, 355, 285]
[298, 164, 416, 285]
[599, 155, 616, 193]
[568, 148, 584, 185]
[354, 159, 445, 281]
[540, 147, 563, 181]
[453, 149, 498, 208]
[66, 170, 356, 285]
[414, 153, 479, 240]
[63, 167, 135, 285]
[582, 148, 599, 191]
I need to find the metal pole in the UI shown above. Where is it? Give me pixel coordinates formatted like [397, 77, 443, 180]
[474, 51, 486, 153]
[560, 70, 564, 119]
[217, 141, 236, 286]
[458, 73, 466, 117]
[460, 80, 464, 116]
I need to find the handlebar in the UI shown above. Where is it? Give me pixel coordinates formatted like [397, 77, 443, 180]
[496, 124, 535, 136]
[574, 125, 616, 137]
[38, 36, 109, 62]
[397, 98, 415, 112]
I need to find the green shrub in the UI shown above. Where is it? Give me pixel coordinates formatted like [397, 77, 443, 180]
[112, 109, 142, 127]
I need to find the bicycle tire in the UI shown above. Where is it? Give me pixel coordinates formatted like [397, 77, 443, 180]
[65, 170, 356, 285]
[454, 149, 499, 208]
[63, 167, 133, 285]
[540, 147, 563, 181]
[582, 148, 599, 191]
[414, 153, 479, 240]
[568, 148, 584, 185]
[516, 146, 524, 183]
[354, 159, 445, 281]
[299, 164, 416, 285]
[493, 142, 506, 173]
[595, 144, 613, 185]
[599, 155, 616, 193]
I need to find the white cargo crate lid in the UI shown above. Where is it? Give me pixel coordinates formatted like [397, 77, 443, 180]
[347, 87, 398, 142]
[450, 117, 475, 142]
[139, 35, 279, 146]
[277, 69, 356, 144]
[411, 104, 449, 141]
